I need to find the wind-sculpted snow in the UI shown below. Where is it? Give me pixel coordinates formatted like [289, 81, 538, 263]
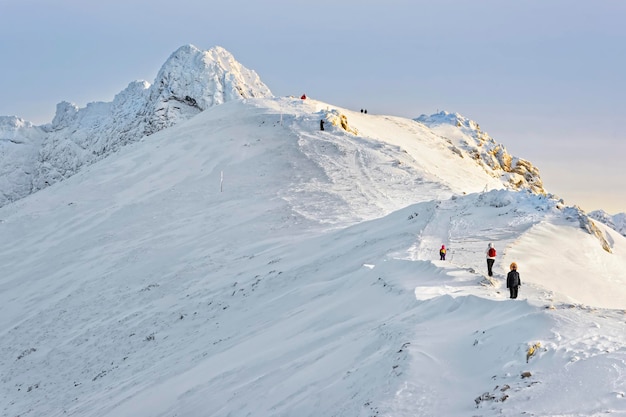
[0, 45, 272, 207]
[1, 97, 625, 417]
[415, 111, 545, 195]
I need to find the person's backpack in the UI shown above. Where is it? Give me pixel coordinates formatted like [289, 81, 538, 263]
[488, 247, 496, 257]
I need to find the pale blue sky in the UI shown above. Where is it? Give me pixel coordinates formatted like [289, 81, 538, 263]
[1, 0, 624, 213]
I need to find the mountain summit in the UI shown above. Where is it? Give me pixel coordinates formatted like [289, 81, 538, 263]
[0, 45, 271, 207]
[143, 44, 272, 135]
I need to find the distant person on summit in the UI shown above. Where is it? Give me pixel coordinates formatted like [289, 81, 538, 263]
[506, 262, 521, 299]
[439, 245, 446, 261]
[486, 243, 496, 277]
[301, 93, 307, 99]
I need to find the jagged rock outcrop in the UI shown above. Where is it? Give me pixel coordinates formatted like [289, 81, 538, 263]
[563, 206, 613, 253]
[37, 81, 150, 186]
[589, 210, 626, 238]
[143, 45, 272, 135]
[0, 117, 45, 206]
[415, 111, 545, 195]
[0, 45, 272, 207]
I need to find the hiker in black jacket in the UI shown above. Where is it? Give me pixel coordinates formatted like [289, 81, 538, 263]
[506, 262, 521, 299]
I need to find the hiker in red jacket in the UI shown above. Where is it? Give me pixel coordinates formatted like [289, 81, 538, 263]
[439, 245, 446, 261]
[486, 243, 496, 277]
[301, 93, 307, 99]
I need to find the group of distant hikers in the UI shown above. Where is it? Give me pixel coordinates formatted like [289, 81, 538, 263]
[439, 242, 521, 299]
[300, 92, 522, 300]
[300, 92, 521, 299]
[298, 93, 368, 132]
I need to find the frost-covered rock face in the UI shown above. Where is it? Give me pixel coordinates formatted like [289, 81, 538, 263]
[143, 45, 272, 135]
[36, 82, 151, 187]
[0, 117, 45, 206]
[589, 210, 626, 237]
[561, 206, 613, 253]
[0, 45, 273, 207]
[415, 111, 545, 195]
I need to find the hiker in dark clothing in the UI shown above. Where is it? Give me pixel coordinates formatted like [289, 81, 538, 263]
[320, 119, 325, 131]
[506, 262, 521, 299]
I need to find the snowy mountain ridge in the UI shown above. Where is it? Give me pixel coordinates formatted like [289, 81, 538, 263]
[1, 93, 625, 416]
[2, 43, 620, 250]
[0, 44, 271, 207]
[2, 43, 623, 225]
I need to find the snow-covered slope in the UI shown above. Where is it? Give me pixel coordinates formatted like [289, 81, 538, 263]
[1, 97, 625, 417]
[0, 44, 271, 207]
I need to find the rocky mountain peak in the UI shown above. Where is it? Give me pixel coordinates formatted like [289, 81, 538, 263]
[0, 45, 273, 207]
[143, 44, 272, 135]
[416, 111, 545, 195]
